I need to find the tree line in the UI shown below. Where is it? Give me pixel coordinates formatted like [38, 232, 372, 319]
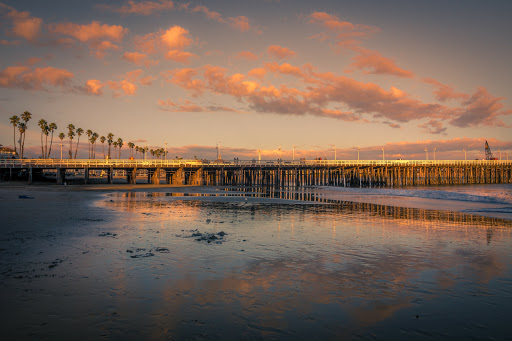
[8, 112, 169, 160]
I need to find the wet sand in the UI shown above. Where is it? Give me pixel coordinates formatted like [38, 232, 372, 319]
[1, 184, 512, 339]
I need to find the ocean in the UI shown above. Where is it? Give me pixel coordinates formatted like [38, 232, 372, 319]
[1, 184, 511, 339]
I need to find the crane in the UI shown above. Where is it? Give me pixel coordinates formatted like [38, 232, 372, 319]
[485, 141, 498, 160]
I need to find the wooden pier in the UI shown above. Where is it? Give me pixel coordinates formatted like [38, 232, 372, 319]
[1, 159, 511, 187]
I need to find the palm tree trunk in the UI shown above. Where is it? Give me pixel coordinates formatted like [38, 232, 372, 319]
[13, 126, 17, 154]
[102, 144, 105, 159]
[40, 131, 44, 158]
[22, 131, 26, 158]
[48, 132, 54, 158]
[45, 134, 48, 159]
[74, 136, 80, 159]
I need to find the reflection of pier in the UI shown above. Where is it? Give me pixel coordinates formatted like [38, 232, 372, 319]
[1, 159, 511, 187]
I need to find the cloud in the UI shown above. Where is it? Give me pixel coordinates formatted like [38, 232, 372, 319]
[267, 45, 296, 59]
[162, 68, 204, 96]
[99, 0, 175, 15]
[235, 51, 259, 61]
[308, 12, 379, 46]
[229, 16, 251, 32]
[423, 78, 469, 102]
[0, 3, 43, 41]
[347, 49, 414, 78]
[418, 119, 447, 134]
[122, 51, 158, 67]
[158, 99, 238, 113]
[165, 50, 197, 63]
[85, 79, 104, 95]
[0, 65, 74, 90]
[48, 20, 128, 57]
[248, 68, 267, 80]
[0, 39, 21, 45]
[161, 25, 192, 50]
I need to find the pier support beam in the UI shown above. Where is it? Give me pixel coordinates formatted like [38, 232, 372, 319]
[28, 167, 33, 185]
[108, 167, 114, 184]
[126, 168, 137, 184]
[84, 167, 89, 184]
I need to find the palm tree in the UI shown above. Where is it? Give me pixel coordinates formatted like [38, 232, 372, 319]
[38, 119, 48, 158]
[20, 111, 32, 158]
[100, 136, 106, 159]
[107, 133, 114, 159]
[67, 124, 75, 159]
[74, 128, 83, 159]
[47, 123, 57, 158]
[85, 129, 93, 158]
[113, 141, 118, 159]
[117, 138, 123, 159]
[91, 132, 99, 159]
[128, 142, 135, 158]
[58, 132, 65, 159]
[17, 123, 26, 158]
[44, 125, 50, 159]
[9, 115, 19, 155]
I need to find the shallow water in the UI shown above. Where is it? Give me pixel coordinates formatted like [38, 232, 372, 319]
[1, 187, 512, 339]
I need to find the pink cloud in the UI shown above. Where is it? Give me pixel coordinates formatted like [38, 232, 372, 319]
[85, 79, 104, 95]
[0, 39, 21, 45]
[165, 50, 197, 63]
[248, 68, 267, 80]
[100, 0, 175, 15]
[0, 3, 43, 41]
[189, 5, 224, 23]
[0, 65, 74, 90]
[158, 99, 238, 113]
[122, 51, 158, 67]
[267, 45, 296, 59]
[347, 49, 414, 78]
[229, 16, 251, 32]
[308, 12, 379, 46]
[236, 51, 259, 61]
[423, 78, 469, 102]
[418, 119, 447, 134]
[161, 25, 192, 50]
[162, 68, 204, 96]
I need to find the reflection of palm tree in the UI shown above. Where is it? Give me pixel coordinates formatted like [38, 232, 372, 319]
[107, 133, 114, 159]
[47, 123, 57, 158]
[75, 128, 83, 159]
[58, 132, 65, 159]
[117, 138, 123, 159]
[100, 136, 106, 159]
[20, 111, 32, 158]
[9, 115, 19, 155]
[38, 119, 48, 158]
[67, 124, 75, 159]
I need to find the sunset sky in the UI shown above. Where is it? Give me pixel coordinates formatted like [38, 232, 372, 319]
[1, 0, 511, 160]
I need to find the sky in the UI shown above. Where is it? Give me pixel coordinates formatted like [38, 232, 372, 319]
[0, 0, 511, 160]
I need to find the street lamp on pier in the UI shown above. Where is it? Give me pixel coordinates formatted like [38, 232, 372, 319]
[506, 151, 509, 161]
[292, 145, 296, 161]
[425, 147, 428, 160]
[333, 145, 336, 161]
[498, 149, 501, 160]
[463, 148, 467, 160]
[433, 147, 437, 160]
[381, 148, 385, 161]
[165, 140, 167, 160]
[357, 146, 360, 161]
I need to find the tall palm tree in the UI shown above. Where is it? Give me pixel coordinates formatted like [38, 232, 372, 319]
[107, 133, 114, 159]
[38, 119, 48, 158]
[113, 141, 118, 159]
[20, 111, 32, 158]
[47, 122, 57, 158]
[91, 132, 99, 159]
[128, 142, 135, 158]
[67, 124, 75, 159]
[44, 125, 50, 159]
[58, 132, 65, 159]
[9, 115, 19, 155]
[85, 129, 93, 159]
[17, 123, 26, 158]
[117, 138, 123, 159]
[100, 136, 106, 159]
[74, 128, 83, 159]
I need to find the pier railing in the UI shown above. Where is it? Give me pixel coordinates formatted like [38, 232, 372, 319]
[0, 158, 511, 168]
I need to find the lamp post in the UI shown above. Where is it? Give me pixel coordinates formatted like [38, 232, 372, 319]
[381, 148, 385, 161]
[292, 145, 296, 161]
[433, 147, 437, 160]
[498, 149, 501, 160]
[357, 146, 360, 161]
[463, 148, 467, 161]
[333, 146, 336, 161]
[506, 151, 509, 161]
[425, 147, 428, 160]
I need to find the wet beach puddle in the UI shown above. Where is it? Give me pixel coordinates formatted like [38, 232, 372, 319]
[2, 188, 512, 339]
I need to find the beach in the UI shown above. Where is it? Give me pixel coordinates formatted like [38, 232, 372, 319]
[1, 184, 512, 340]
